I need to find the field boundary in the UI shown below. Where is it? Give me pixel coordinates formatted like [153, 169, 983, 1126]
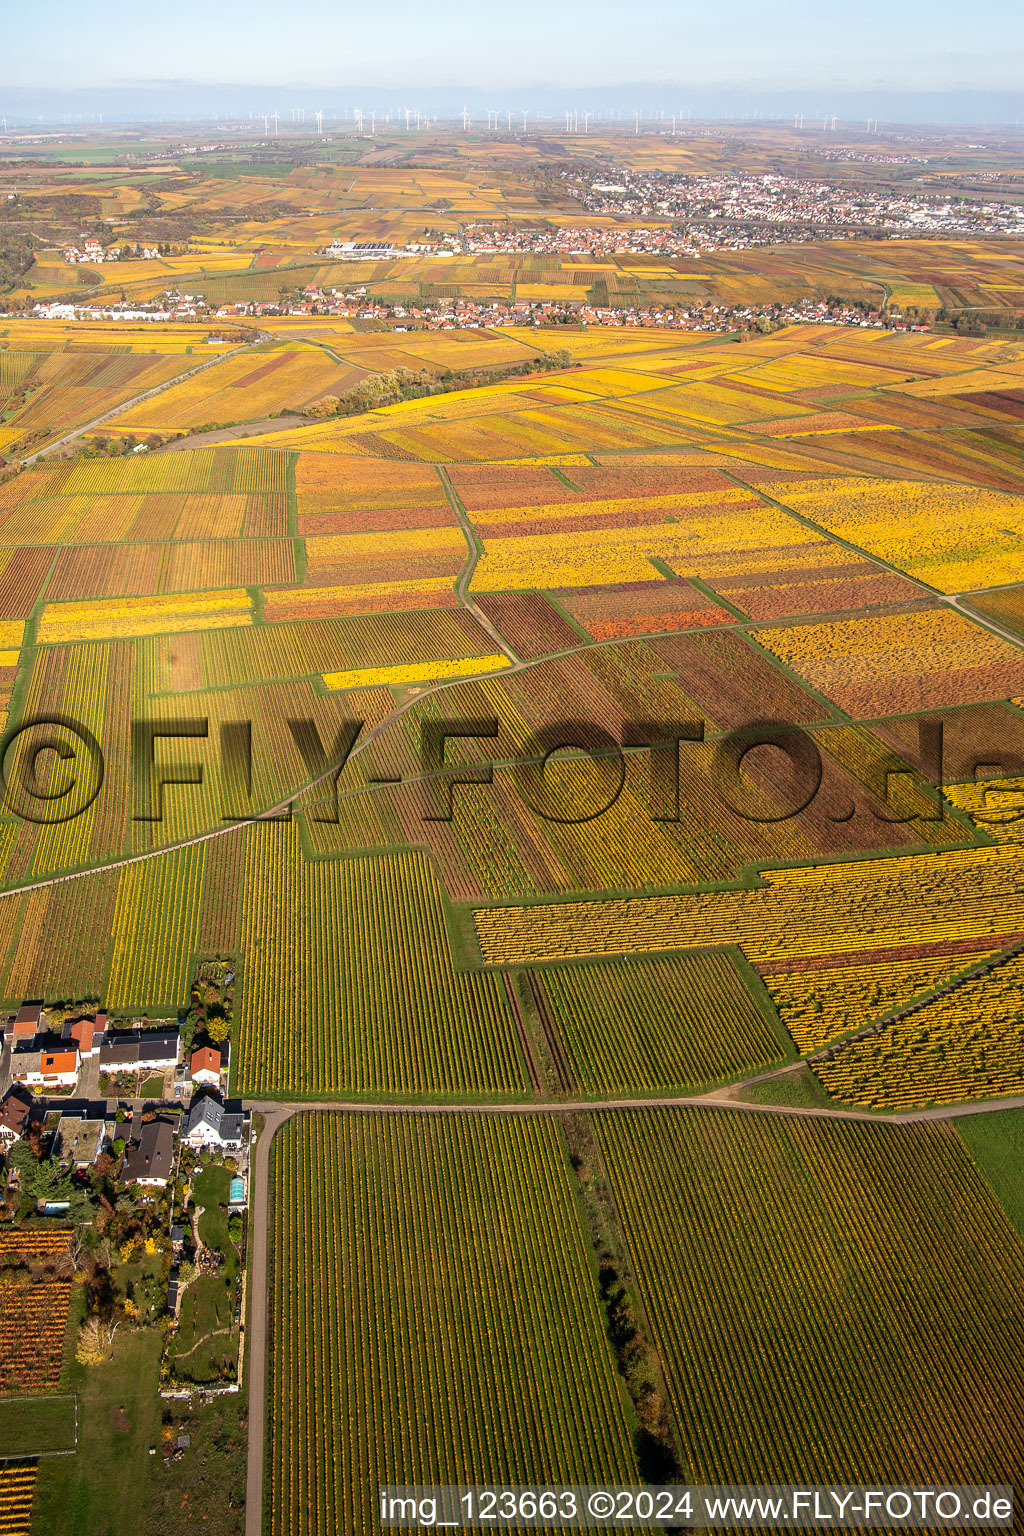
[0, 1392, 79, 1460]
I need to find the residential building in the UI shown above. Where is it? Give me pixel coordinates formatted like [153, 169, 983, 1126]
[11, 1040, 79, 1089]
[189, 1045, 222, 1086]
[53, 1114, 105, 1169]
[0, 1090, 31, 1145]
[123, 1117, 175, 1187]
[99, 1027, 179, 1074]
[10, 1002, 43, 1042]
[181, 1093, 246, 1150]
[63, 1013, 100, 1058]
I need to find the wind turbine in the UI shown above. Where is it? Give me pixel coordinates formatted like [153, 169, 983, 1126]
[354, 107, 363, 134]
[461, 106, 471, 131]
[316, 110, 324, 135]
[370, 109, 376, 134]
[583, 110, 591, 133]
[522, 109, 529, 133]
[507, 111, 512, 131]
[272, 110, 280, 135]
[263, 113, 269, 136]
[634, 109, 640, 135]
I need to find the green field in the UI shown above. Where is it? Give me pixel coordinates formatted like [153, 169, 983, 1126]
[31, 1293, 164, 1536]
[0, 1394, 77, 1457]
[956, 1106, 1024, 1241]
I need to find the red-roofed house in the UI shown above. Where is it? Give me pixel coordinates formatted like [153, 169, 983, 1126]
[189, 1046, 222, 1087]
[64, 1015, 99, 1058]
[12, 1043, 79, 1089]
[11, 1003, 43, 1041]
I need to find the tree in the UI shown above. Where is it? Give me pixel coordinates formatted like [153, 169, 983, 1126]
[75, 1315, 119, 1366]
[67, 1188, 96, 1227]
[206, 1012, 230, 1044]
[4, 1139, 37, 1185]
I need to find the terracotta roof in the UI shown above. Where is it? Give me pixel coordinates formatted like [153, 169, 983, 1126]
[190, 1046, 221, 1075]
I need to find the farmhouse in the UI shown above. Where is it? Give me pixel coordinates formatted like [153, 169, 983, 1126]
[123, 1117, 176, 1187]
[182, 1093, 246, 1150]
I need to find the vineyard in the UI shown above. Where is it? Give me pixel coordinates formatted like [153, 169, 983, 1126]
[0, 1231, 73, 1395]
[813, 950, 1024, 1108]
[473, 840, 1024, 969]
[752, 608, 1024, 717]
[526, 949, 791, 1095]
[234, 833, 529, 1099]
[1, 297, 1024, 1107]
[594, 1108, 1024, 1482]
[761, 945, 1002, 1053]
[0, 1466, 36, 1536]
[266, 1113, 644, 1536]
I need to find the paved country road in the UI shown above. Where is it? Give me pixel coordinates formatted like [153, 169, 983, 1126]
[18, 334, 262, 467]
[241, 1085, 1024, 1536]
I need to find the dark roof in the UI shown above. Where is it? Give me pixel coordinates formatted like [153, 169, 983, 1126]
[99, 1029, 178, 1069]
[0, 1092, 30, 1136]
[123, 1117, 175, 1182]
[183, 1094, 244, 1142]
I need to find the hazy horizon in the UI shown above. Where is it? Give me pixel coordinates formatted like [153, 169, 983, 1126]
[4, 0, 1024, 113]
[5, 84, 1024, 130]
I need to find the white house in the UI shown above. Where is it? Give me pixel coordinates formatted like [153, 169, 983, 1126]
[181, 1094, 246, 1150]
[11, 1041, 79, 1089]
[100, 1027, 179, 1075]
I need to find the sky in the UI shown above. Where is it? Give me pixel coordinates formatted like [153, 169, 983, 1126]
[3, 0, 1024, 94]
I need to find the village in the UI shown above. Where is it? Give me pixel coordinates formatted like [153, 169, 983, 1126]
[569, 167, 1024, 236]
[33, 286, 907, 334]
[0, 979, 251, 1405]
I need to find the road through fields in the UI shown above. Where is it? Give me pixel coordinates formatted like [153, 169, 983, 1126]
[241, 1084, 1024, 1536]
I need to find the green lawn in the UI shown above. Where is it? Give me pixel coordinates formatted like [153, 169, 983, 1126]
[192, 1164, 238, 1279]
[166, 1163, 241, 1387]
[0, 1393, 77, 1456]
[737, 1064, 832, 1109]
[956, 1106, 1024, 1242]
[32, 1292, 164, 1536]
[166, 1274, 237, 1385]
